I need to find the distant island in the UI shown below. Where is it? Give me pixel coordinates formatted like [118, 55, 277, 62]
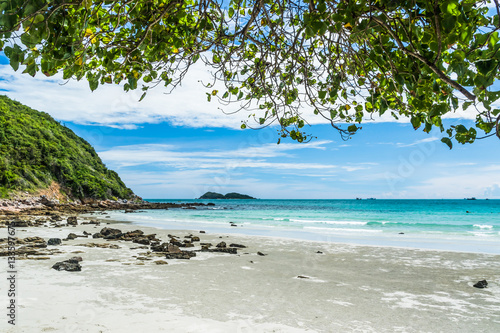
[199, 192, 256, 199]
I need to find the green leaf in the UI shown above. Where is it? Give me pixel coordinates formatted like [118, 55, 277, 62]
[441, 137, 453, 149]
[410, 117, 421, 129]
[347, 125, 357, 133]
[446, 2, 460, 16]
[475, 59, 497, 75]
[490, 32, 499, 48]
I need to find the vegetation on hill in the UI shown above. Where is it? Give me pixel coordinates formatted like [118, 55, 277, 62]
[199, 192, 256, 199]
[0, 95, 133, 200]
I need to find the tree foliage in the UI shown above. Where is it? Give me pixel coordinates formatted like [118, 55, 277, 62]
[0, 95, 133, 199]
[1, 0, 500, 147]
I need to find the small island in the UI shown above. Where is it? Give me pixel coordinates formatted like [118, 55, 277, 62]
[199, 192, 256, 199]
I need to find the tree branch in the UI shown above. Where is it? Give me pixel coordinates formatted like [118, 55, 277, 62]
[370, 16, 476, 101]
[496, 114, 500, 140]
[433, 1, 442, 63]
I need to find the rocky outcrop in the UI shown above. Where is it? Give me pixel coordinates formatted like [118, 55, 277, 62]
[67, 216, 78, 225]
[229, 243, 246, 248]
[47, 238, 62, 246]
[473, 280, 488, 288]
[52, 257, 82, 272]
[201, 247, 238, 254]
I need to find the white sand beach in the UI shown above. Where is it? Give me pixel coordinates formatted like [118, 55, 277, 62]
[1, 218, 500, 332]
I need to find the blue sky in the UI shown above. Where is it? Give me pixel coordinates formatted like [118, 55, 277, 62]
[0, 57, 499, 199]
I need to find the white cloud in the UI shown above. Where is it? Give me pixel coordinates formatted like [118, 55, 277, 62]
[99, 141, 337, 171]
[0, 63, 251, 129]
[397, 137, 439, 147]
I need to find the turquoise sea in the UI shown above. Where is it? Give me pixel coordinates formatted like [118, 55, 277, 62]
[105, 199, 500, 254]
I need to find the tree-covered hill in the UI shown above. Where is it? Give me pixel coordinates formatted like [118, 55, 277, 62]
[199, 192, 256, 199]
[0, 95, 133, 200]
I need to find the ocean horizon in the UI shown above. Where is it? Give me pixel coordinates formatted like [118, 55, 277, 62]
[102, 198, 500, 254]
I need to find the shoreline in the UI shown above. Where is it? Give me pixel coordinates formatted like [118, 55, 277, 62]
[1, 211, 500, 332]
[97, 209, 500, 255]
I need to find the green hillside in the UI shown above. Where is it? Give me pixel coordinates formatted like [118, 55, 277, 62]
[0, 95, 133, 200]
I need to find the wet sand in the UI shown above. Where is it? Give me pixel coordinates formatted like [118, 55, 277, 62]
[1, 219, 500, 332]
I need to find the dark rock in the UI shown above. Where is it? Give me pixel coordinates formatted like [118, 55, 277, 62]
[19, 237, 47, 248]
[40, 196, 56, 207]
[133, 238, 151, 245]
[47, 238, 62, 246]
[52, 257, 82, 272]
[208, 247, 237, 254]
[122, 230, 144, 239]
[24, 236, 45, 243]
[230, 224, 237, 227]
[229, 243, 246, 248]
[473, 280, 488, 288]
[100, 227, 122, 237]
[169, 239, 183, 247]
[124, 209, 135, 213]
[151, 243, 181, 253]
[297, 275, 309, 279]
[398, 232, 404, 235]
[92, 233, 103, 239]
[216, 242, 227, 248]
[50, 215, 63, 222]
[316, 251, 323, 254]
[167, 244, 181, 253]
[9, 219, 31, 227]
[191, 236, 200, 242]
[257, 252, 267, 256]
[151, 243, 167, 252]
[66, 233, 78, 240]
[199, 231, 206, 233]
[165, 251, 196, 259]
[67, 216, 78, 225]
[154, 260, 168, 265]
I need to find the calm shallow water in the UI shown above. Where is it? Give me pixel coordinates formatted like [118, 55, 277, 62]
[105, 199, 500, 254]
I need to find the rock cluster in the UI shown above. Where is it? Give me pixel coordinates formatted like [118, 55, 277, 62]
[0, 208, 269, 271]
[52, 257, 83, 272]
[0, 236, 62, 258]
